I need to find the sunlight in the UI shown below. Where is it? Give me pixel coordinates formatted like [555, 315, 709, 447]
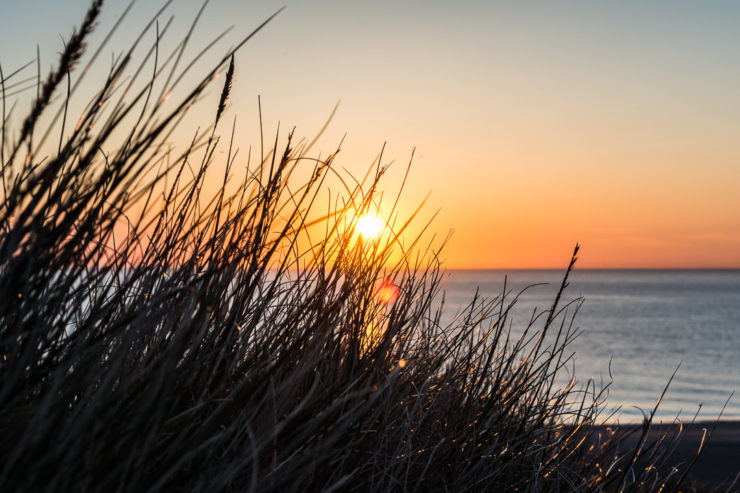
[355, 214, 384, 239]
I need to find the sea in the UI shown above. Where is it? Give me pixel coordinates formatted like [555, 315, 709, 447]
[440, 269, 740, 424]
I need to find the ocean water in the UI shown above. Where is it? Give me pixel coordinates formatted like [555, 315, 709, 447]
[440, 270, 740, 423]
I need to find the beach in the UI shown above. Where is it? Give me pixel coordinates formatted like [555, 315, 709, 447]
[604, 420, 740, 489]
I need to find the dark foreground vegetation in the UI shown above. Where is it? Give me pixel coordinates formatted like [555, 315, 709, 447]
[0, 2, 723, 491]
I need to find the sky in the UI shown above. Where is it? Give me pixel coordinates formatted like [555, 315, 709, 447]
[2, 0, 740, 268]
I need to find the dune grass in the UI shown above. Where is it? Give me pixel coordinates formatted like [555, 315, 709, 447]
[0, 2, 713, 491]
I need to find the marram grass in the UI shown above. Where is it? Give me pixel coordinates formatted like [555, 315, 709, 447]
[0, 2, 714, 492]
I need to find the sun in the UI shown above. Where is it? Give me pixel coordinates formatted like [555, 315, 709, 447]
[355, 214, 384, 239]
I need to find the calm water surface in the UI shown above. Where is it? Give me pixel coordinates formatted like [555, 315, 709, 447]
[441, 270, 740, 423]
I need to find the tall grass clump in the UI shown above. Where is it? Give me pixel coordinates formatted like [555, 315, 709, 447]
[0, 3, 710, 492]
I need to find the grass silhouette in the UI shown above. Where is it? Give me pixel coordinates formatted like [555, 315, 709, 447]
[0, 2, 715, 491]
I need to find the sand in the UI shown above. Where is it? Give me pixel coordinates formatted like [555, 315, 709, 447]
[605, 420, 740, 490]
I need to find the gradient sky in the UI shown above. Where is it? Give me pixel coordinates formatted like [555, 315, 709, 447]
[3, 0, 740, 268]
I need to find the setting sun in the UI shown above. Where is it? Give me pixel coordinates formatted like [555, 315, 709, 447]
[354, 214, 384, 239]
